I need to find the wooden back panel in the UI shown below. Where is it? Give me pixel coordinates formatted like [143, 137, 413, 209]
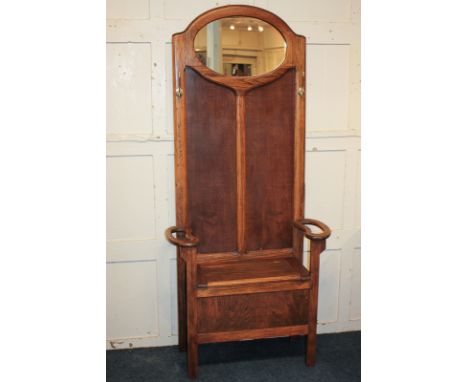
[172, 5, 306, 255]
[185, 68, 237, 253]
[245, 69, 296, 251]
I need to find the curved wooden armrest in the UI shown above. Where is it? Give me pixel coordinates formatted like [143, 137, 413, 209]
[165, 226, 199, 247]
[293, 219, 331, 241]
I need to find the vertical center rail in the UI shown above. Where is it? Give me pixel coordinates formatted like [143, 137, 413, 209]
[235, 93, 246, 254]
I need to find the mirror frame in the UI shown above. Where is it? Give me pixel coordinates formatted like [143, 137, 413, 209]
[173, 5, 305, 94]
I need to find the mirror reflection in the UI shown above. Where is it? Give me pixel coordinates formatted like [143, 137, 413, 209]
[194, 17, 286, 77]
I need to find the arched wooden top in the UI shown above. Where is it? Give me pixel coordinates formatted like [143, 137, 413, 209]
[172, 5, 305, 93]
[174, 5, 299, 40]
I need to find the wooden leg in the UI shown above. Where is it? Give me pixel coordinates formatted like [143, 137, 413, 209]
[177, 249, 187, 351]
[306, 327, 317, 366]
[306, 240, 325, 367]
[187, 337, 198, 379]
[185, 247, 198, 378]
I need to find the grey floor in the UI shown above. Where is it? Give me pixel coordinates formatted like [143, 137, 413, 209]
[107, 331, 360, 382]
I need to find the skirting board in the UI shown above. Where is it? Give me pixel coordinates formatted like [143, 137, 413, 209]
[106, 320, 361, 350]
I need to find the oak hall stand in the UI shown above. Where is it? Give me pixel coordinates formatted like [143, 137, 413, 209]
[165, 5, 331, 378]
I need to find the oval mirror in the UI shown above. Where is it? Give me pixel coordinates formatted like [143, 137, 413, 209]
[194, 17, 286, 77]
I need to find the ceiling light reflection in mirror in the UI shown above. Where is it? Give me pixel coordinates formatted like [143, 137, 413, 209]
[194, 17, 286, 77]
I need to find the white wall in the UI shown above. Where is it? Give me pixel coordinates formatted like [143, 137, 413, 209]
[106, 0, 361, 349]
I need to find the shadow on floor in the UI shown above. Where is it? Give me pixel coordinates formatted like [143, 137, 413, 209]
[107, 331, 361, 382]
